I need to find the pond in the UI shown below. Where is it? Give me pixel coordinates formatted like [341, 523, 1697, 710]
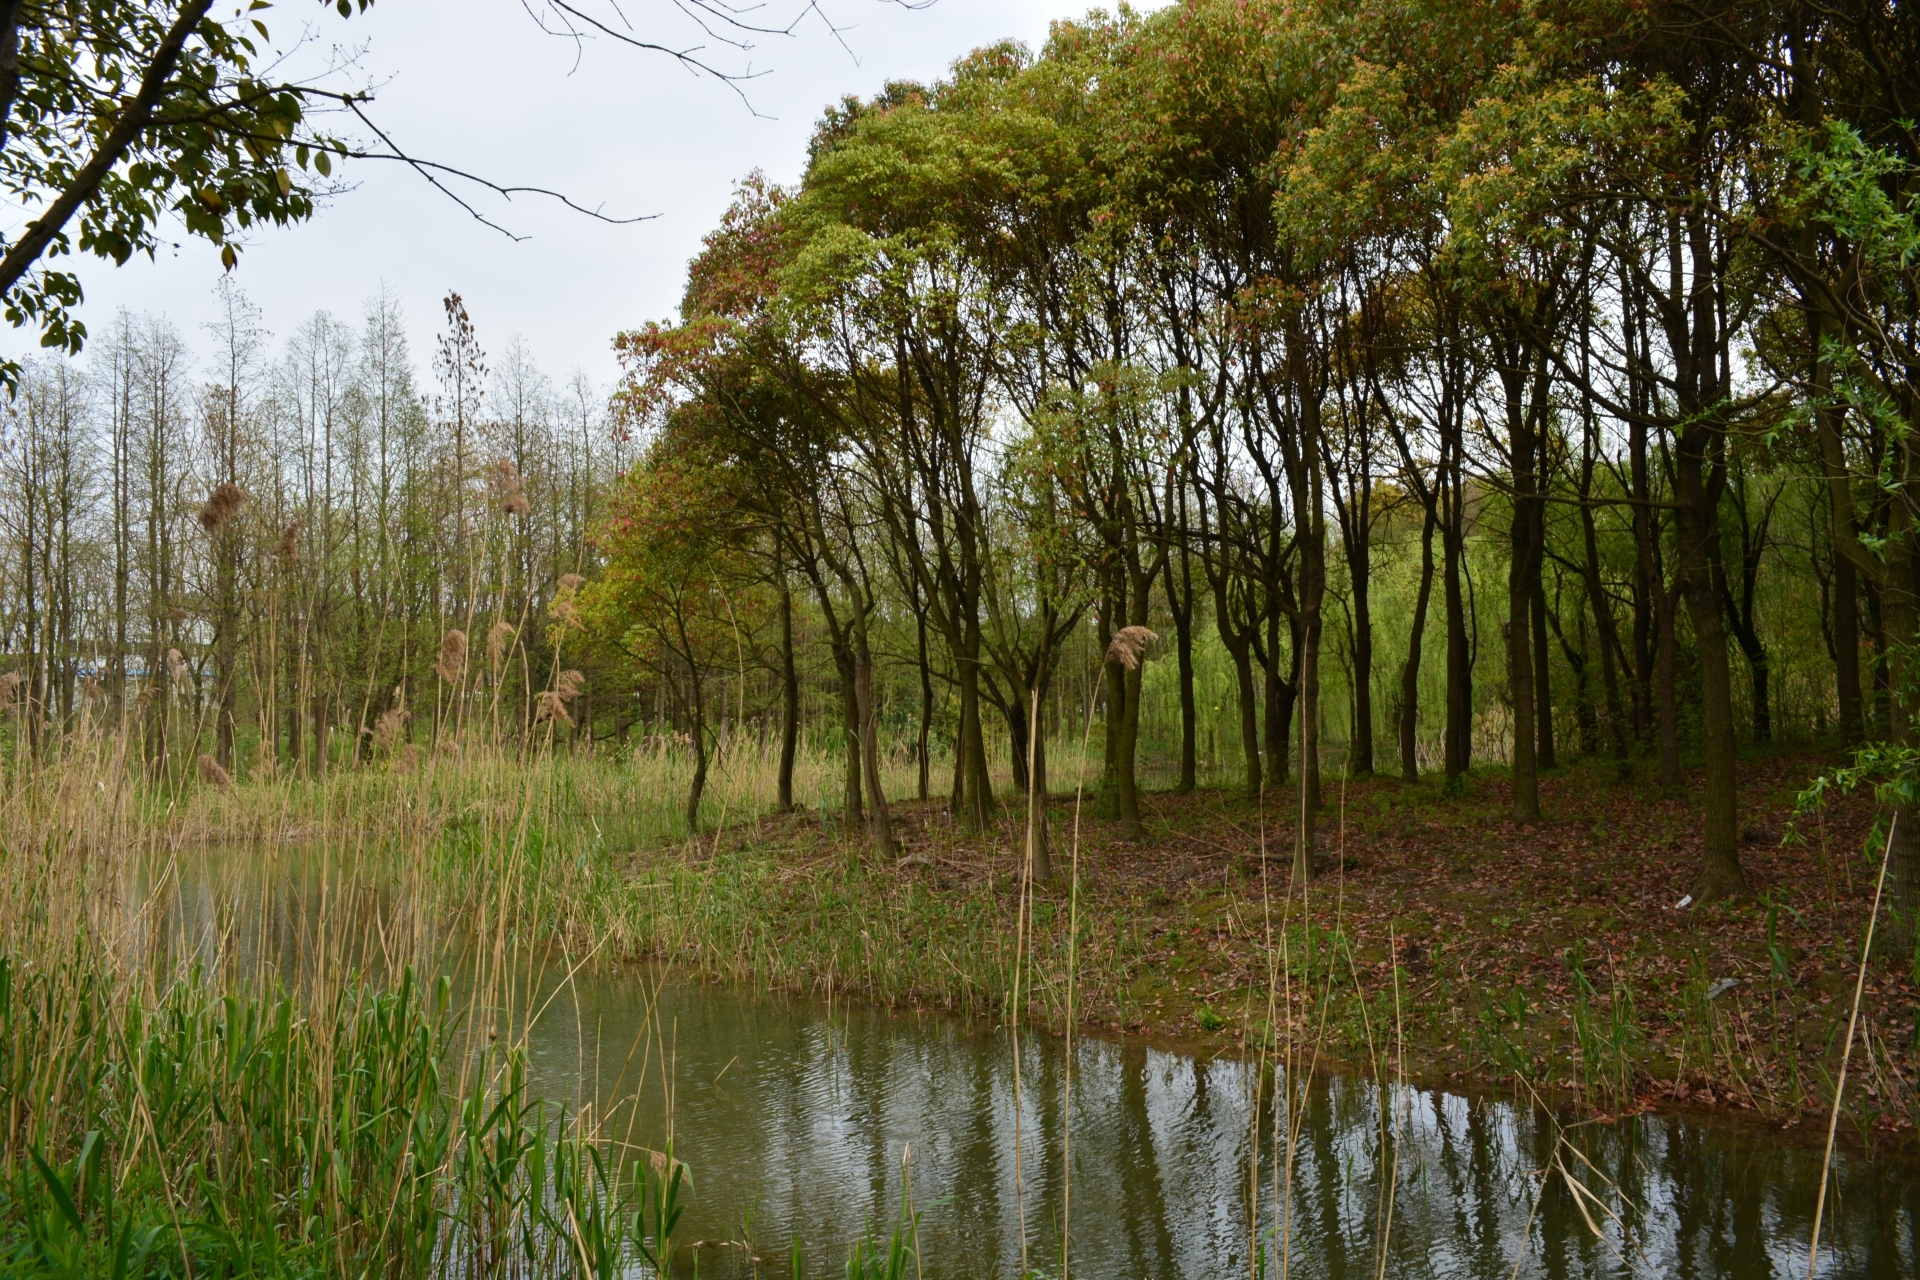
[137, 852, 1918, 1279]
[524, 960, 1918, 1279]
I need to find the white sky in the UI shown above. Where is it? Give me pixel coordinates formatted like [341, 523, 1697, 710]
[48, 0, 1123, 393]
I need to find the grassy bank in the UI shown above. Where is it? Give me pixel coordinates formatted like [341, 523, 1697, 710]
[44, 735, 1910, 1135]
[593, 749, 1918, 1141]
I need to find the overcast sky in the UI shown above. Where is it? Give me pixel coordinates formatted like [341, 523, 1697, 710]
[49, 0, 1125, 394]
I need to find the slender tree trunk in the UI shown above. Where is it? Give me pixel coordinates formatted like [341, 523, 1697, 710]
[1028, 688, 1052, 882]
[834, 640, 863, 826]
[1008, 696, 1030, 797]
[1116, 661, 1144, 840]
[1809, 309, 1865, 747]
[1507, 509, 1540, 821]
[1296, 606, 1322, 882]
[853, 623, 895, 860]
[915, 607, 933, 802]
[1171, 544, 1197, 793]
[683, 643, 709, 833]
[1229, 635, 1261, 797]
[777, 576, 798, 813]
[1350, 538, 1374, 778]
[1579, 491, 1631, 772]
[1400, 499, 1438, 782]
[1880, 488, 1920, 946]
[1833, 555, 1862, 746]
[1532, 577, 1555, 771]
[1442, 440, 1472, 784]
[957, 621, 994, 831]
[1262, 611, 1291, 786]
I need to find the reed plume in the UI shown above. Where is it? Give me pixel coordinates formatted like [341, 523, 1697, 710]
[1105, 625, 1159, 671]
[197, 482, 248, 532]
[549, 577, 584, 631]
[371, 707, 408, 752]
[435, 630, 469, 684]
[535, 669, 586, 728]
[167, 648, 188, 683]
[0, 670, 21, 709]
[276, 520, 302, 561]
[197, 753, 233, 790]
[492, 457, 532, 517]
[487, 620, 516, 666]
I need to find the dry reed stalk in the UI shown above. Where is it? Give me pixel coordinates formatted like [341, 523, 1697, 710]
[1061, 684, 1101, 1280]
[1008, 684, 1042, 1279]
[1808, 813, 1895, 1279]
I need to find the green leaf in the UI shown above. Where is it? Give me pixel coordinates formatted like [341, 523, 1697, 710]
[29, 1145, 83, 1233]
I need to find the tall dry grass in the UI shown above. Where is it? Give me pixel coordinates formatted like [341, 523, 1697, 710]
[0, 714, 708, 1278]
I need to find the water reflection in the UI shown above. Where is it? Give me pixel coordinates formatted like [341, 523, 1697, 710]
[529, 967, 1917, 1279]
[122, 853, 1919, 1279]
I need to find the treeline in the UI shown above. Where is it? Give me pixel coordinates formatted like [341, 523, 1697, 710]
[0, 283, 629, 777]
[593, 0, 1920, 921]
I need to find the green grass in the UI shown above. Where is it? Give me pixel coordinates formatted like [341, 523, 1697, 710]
[0, 729, 934, 1278]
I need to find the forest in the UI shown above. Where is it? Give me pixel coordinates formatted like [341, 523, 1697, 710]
[4, 0, 1920, 1275]
[12, 1, 1897, 892]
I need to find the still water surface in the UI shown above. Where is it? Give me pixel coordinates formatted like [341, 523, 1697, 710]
[140, 853, 1918, 1279]
[524, 963, 1918, 1279]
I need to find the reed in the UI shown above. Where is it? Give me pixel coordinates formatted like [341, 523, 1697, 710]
[0, 716, 929, 1278]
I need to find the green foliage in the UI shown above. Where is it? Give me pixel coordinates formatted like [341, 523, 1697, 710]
[0, 957, 680, 1278]
[0, 2, 375, 381]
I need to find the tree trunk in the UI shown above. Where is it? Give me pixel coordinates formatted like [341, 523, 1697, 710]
[957, 623, 995, 831]
[1579, 487, 1632, 771]
[915, 607, 933, 802]
[1229, 635, 1261, 798]
[1350, 535, 1374, 778]
[1007, 695, 1030, 796]
[1442, 446, 1472, 784]
[1171, 545, 1198, 793]
[834, 640, 863, 826]
[853, 623, 896, 860]
[1532, 577, 1555, 772]
[1833, 555, 1862, 747]
[1507, 515, 1540, 821]
[1810, 310, 1865, 747]
[1400, 498, 1438, 781]
[686, 667, 708, 834]
[777, 577, 798, 813]
[1675, 441, 1745, 901]
[1029, 696, 1052, 882]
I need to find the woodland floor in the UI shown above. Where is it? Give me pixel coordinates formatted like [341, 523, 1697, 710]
[626, 749, 1920, 1145]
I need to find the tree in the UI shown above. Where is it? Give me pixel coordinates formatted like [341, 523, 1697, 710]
[589, 435, 759, 833]
[0, 1, 375, 380]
